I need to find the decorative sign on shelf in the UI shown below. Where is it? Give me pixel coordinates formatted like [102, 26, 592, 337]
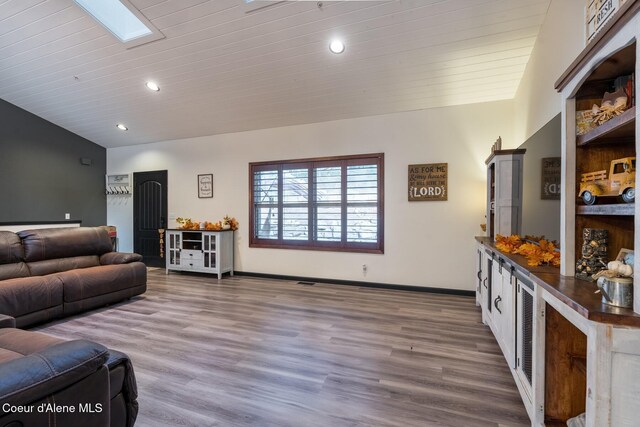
[408, 163, 448, 201]
[586, 0, 629, 43]
[541, 157, 561, 200]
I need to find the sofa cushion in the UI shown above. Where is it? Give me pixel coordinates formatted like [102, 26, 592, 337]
[0, 231, 23, 265]
[27, 255, 100, 276]
[0, 275, 63, 318]
[0, 329, 64, 364]
[55, 263, 147, 303]
[99, 252, 143, 265]
[0, 262, 30, 281]
[18, 227, 113, 262]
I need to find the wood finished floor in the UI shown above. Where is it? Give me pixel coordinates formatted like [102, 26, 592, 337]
[35, 270, 529, 427]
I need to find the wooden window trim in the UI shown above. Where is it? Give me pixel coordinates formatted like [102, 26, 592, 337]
[249, 153, 384, 254]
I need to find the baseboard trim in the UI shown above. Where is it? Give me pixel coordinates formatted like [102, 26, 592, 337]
[234, 271, 475, 297]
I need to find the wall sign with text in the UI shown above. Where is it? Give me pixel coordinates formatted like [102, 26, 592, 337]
[541, 157, 561, 200]
[408, 163, 448, 201]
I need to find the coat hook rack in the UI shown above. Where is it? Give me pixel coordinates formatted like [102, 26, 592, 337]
[106, 174, 132, 196]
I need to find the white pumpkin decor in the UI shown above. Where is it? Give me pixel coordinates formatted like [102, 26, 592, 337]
[606, 260, 633, 277]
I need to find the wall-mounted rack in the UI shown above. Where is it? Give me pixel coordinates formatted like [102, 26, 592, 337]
[106, 173, 132, 196]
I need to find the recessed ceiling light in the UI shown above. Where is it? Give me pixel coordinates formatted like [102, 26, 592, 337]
[145, 81, 160, 91]
[116, 124, 128, 131]
[329, 39, 345, 54]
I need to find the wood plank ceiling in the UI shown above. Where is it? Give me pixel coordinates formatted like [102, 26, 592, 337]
[0, 0, 551, 148]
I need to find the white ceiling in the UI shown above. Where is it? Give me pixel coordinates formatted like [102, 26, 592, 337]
[0, 0, 551, 148]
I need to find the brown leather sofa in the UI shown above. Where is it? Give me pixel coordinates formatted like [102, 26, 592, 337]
[0, 227, 146, 327]
[0, 315, 138, 427]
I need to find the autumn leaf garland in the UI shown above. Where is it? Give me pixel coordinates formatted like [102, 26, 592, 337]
[495, 234, 561, 267]
[495, 234, 523, 254]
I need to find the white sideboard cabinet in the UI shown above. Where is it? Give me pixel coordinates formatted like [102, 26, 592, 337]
[166, 229, 234, 279]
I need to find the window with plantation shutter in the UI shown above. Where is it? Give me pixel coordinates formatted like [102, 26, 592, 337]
[249, 153, 384, 253]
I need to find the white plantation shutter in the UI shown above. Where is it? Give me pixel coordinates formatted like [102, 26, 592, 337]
[250, 154, 384, 253]
[253, 168, 279, 239]
[315, 166, 342, 242]
[347, 164, 378, 243]
[282, 167, 309, 241]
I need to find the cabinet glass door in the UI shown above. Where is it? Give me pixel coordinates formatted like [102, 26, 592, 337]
[203, 233, 216, 269]
[169, 233, 181, 266]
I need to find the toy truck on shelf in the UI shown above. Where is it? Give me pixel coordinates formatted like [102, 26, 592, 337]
[579, 157, 635, 205]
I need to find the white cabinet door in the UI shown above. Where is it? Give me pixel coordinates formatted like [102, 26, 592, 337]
[515, 278, 535, 405]
[166, 231, 181, 271]
[490, 255, 516, 368]
[475, 244, 484, 306]
[501, 264, 516, 369]
[490, 256, 503, 338]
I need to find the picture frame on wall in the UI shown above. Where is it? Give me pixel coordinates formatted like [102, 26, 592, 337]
[198, 174, 213, 198]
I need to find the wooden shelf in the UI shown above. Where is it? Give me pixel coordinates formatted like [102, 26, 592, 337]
[577, 106, 636, 146]
[576, 203, 635, 216]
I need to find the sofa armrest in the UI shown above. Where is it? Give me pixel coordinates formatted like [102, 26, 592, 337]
[0, 315, 16, 329]
[107, 350, 139, 427]
[100, 252, 143, 265]
[0, 340, 108, 407]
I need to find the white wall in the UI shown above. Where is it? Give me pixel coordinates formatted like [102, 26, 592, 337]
[108, 100, 514, 290]
[512, 0, 585, 146]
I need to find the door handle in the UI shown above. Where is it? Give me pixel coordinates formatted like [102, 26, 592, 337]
[494, 296, 502, 313]
[477, 271, 482, 280]
[483, 278, 488, 288]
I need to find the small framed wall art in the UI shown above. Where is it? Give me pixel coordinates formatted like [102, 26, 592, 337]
[198, 174, 213, 198]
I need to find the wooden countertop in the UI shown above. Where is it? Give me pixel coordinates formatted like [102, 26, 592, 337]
[476, 237, 640, 327]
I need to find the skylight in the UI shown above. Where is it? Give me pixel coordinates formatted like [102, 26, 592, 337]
[74, 0, 162, 46]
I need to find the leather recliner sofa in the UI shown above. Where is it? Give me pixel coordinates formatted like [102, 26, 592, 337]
[0, 314, 139, 427]
[0, 227, 147, 327]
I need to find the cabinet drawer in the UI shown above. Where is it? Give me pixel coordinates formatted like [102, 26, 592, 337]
[181, 250, 202, 260]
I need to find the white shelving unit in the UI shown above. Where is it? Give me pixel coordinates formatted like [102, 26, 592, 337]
[166, 229, 234, 279]
[485, 149, 526, 239]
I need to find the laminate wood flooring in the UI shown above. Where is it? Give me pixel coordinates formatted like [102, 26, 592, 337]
[35, 270, 529, 427]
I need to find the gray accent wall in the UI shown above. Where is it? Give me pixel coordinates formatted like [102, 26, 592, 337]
[0, 98, 106, 226]
[518, 114, 561, 241]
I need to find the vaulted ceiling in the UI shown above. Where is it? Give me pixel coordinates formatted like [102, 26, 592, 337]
[0, 0, 551, 148]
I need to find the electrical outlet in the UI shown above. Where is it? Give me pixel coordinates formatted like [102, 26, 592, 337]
[65, 213, 71, 220]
